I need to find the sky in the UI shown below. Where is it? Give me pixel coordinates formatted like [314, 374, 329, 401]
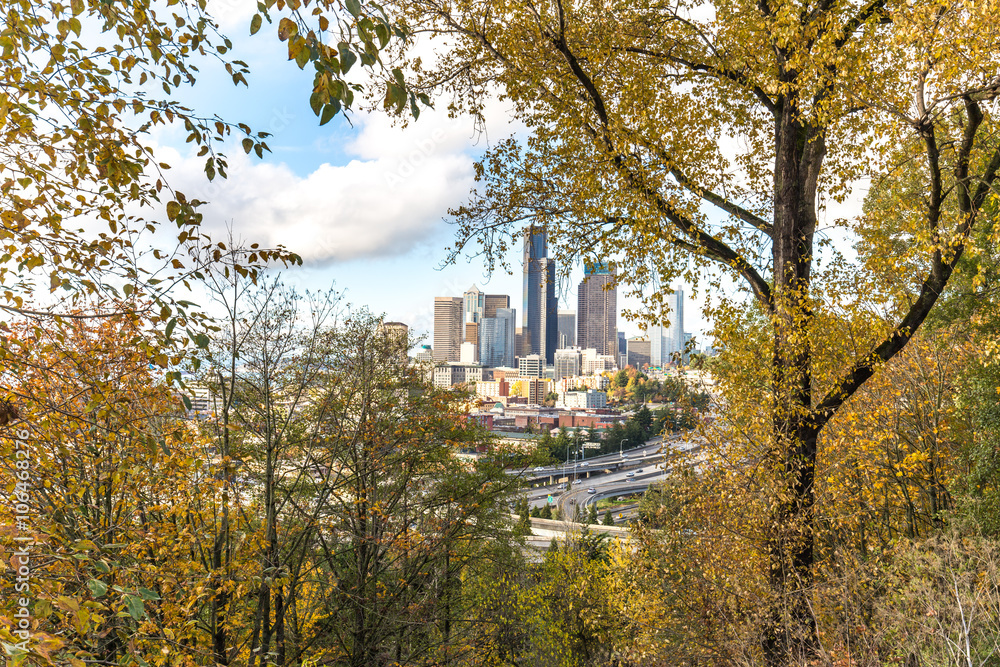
[145, 2, 794, 347]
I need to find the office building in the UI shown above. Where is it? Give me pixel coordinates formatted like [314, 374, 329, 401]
[433, 363, 484, 389]
[557, 310, 576, 348]
[518, 354, 545, 379]
[464, 285, 485, 324]
[554, 348, 582, 380]
[576, 263, 617, 356]
[484, 294, 511, 319]
[433, 296, 463, 362]
[380, 321, 409, 360]
[626, 338, 651, 369]
[522, 229, 558, 363]
[649, 287, 685, 367]
[558, 390, 608, 409]
[479, 307, 516, 368]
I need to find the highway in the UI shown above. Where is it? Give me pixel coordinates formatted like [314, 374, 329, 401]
[521, 437, 702, 523]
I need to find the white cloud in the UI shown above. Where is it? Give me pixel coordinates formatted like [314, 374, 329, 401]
[152, 101, 525, 264]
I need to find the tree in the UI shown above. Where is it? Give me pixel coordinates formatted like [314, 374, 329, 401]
[0, 0, 422, 339]
[397, 0, 1000, 660]
[602, 510, 614, 526]
[586, 503, 598, 525]
[0, 313, 247, 666]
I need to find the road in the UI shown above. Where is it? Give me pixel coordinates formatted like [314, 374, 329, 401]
[522, 437, 701, 520]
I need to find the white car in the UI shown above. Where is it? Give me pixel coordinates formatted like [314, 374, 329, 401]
[626, 472, 635, 478]
[587, 488, 597, 494]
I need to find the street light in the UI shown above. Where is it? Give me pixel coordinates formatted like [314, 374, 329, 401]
[620, 438, 626, 457]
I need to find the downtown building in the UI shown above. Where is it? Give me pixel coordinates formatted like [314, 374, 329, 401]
[433, 296, 463, 362]
[557, 309, 576, 348]
[479, 307, 516, 368]
[521, 229, 558, 364]
[576, 262, 617, 356]
[649, 287, 685, 367]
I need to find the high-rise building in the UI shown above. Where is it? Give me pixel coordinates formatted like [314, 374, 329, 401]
[518, 354, 545, 379]
[484, 294, 510, 319]
[557, 309, 576, 348]
[462, 284, 485, 349]
[554, 347, 582, 380]
[464, 284, 485, 324]
[576, 262, 617, 356]
[522, 229, 557, 364]
[380, 321, 409, 360]
[433, 296, 463, 362]
[479, 307, 516, 368]
[626, 338, 651, 369]
[649, 287, 685, 367]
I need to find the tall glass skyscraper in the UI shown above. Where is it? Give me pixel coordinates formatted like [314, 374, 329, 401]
[650, 287, 684, 367]
[576, 262, 617, 356]
[522, 229, 557, 364]
[479, 307, 516, 368]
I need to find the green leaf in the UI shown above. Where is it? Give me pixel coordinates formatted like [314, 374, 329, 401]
[250, 14, 263, 35]
[319, 100, 341, 125]
[346, 0, 362, 17]
[94, 559, 111, 574]
[194, 333, 210, 349]
[138, 587, 160, 601]
[164, 318, 176, 339]
[294, 43, 310, 68]
[124, 595, 144, 621]
[88, 579, 108, 598]
[375, 24, 390, 48]
[339, 43, 357, 73]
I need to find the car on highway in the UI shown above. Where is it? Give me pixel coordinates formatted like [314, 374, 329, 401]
[534, 466, 546, 471]
[587, 488, 596, 494]
[637, 469, 644, 473]
[622, 454, 629, 459]
[626, 472, 635, 478]
[557, 483, 566, 490]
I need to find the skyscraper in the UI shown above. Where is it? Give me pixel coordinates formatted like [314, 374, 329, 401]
[649, 287, 684, 367]
[463, 284, 485, 325]
[522, 229, 558, 364]
[479, 307, 516, 368]
[557, 309, 576, 348]
[576, 262, 617, 356]
[483, 294, 510, 319]
[433, 296, 463, 362]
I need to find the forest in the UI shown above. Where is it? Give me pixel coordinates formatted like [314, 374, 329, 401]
[2, 0, 1000, 664]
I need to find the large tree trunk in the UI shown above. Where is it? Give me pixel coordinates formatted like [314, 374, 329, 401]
[763, 97, 825, 664]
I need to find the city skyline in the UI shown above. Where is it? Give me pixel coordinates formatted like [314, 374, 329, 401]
[432, 257, 694, 366]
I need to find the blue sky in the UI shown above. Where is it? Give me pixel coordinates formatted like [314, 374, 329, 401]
[152, 2, 710, 345]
